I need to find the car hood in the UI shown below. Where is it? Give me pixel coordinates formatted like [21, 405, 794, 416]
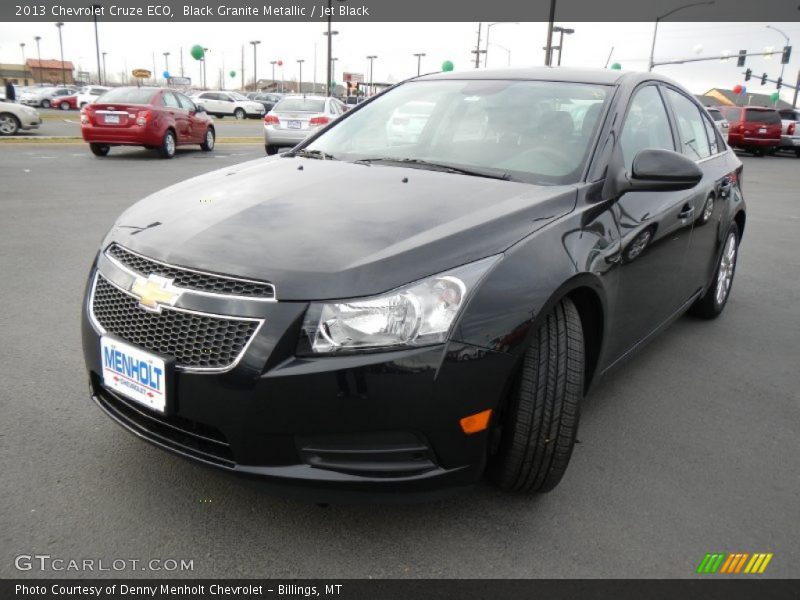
[104, 157, 576, 300]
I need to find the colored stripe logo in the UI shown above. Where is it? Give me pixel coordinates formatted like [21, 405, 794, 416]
[697, 553, 773, 574]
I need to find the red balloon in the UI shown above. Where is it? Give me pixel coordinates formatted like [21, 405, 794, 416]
[277, 60, 283, 66]
[733, 84, 743, 94]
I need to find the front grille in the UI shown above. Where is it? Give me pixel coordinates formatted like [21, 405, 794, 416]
[106, 243, 275, 299]
[91, 275, 260, 370]
[95, 380, 235, 467]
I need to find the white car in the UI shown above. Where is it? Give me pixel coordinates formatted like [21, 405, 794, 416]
[705, 107, 729, 143]
[191, 91, 265, 119]
[0, 101, 42, 135]
[263, 95, 346, 154]
[19, 85, 77, 108]
[76, 86, 111, 108]
[777, 108, 800, 157]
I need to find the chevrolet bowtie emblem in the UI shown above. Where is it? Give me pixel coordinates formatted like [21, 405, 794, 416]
[130, 274, 182, 312]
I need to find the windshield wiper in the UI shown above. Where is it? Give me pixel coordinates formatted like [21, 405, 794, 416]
[287, 149, 338, 160]
[352, 157, 511, 181]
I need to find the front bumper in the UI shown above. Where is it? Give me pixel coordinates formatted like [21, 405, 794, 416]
[82, 261, 515, 497]
[19, 114, 42, 130]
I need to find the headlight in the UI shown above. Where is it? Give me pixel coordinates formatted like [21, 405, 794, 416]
[300, 256, 500, 354]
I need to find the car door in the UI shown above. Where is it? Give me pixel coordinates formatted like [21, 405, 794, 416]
[217, 93, 235, 116]
[161, 91, 190, 143]
[176, 93, 204, 142]
[196, 92, 218, 115]
[662, 86, 735, 301]
[605, 83, 698, 363]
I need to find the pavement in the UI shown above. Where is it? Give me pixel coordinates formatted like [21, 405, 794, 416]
[0, 144, 798, 579]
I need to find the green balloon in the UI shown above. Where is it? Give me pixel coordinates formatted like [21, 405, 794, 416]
[770, 91, 780, 102]
[442, 60, 454, 72]
[190, 45, 204, 61]
[229, 70, 236, 78]
[610, 62, 622, 70]
[330, 80, 337, 89]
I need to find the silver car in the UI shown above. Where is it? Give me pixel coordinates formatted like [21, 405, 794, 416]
[263, 95, 345, 154]
[706, 107, 730, 143]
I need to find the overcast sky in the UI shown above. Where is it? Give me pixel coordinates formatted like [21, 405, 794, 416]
[1, 21, 799, 101]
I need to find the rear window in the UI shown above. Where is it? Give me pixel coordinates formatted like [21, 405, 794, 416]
[275, 98, 326, 112]
[96, 88, 156, 105]
[722, 107, 742, 122]
[745, 109, 780, 124]
[706, 108, 723, 121]
[779, 109, 799, 121]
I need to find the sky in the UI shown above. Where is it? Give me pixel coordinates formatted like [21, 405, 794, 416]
[1, 20, 799, 102]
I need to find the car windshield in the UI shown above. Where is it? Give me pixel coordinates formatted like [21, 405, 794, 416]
[304, 79, 610, 185]
[229, 92, 249, 101]
[275, 97, 326, 113]
[95, 88, 155, 104]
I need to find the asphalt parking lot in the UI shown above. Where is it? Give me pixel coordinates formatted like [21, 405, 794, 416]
[0, 142, 798, 579]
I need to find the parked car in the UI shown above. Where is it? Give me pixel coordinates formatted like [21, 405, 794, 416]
[76, 86, 112, 109]
[80, 86, 215, 158]
[263, 95, 345, 154]
[777, 108, 800, 157]
[20, 85, 77, 108]
[720, 106, 781, 155]
[190, 91, 265, 119]
[386, 100, 436, 145]
[82, 68, 745, 497]
[55, 93, 79, 110]
[0, 100, 42, 135]
[706, 107, 729, 142]
[245, 92, 283, 113]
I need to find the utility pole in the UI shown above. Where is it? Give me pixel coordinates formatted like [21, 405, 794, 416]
[55, 22, 65, 85]
[163, 52, 170, 81]
[366, 55, 377, 95]
[794, 69, 800, 108]
[473, 23, 482, 68]
[92, 4, 102, 84]
[102, 51, 108, 85]
[180, 47, 184, 77]
[270, 60, 277, 91]
[250, 40, 261, 91]
[297, 59, 304, 93]
[34, 36, 42, 82]
[544, 0, 556, 66]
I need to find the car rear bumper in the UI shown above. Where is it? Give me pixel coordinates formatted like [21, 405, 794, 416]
[729, 135, 780, 148]
[82, 265, 514, 497]
[82, 124, 160, 146]
[779, 135, 800, 148]
[264, 126, 320, 146]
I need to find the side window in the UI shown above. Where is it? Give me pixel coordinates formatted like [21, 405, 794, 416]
[162, 92, 180, 108]
[664, 88, 711, 160]
[219, 94, 232, 102]
[619, 85, 675, 172]
[176, 93, 196, 111]
[700, 112, 721, 154]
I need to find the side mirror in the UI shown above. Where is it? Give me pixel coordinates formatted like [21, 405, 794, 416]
[195, 104, 206, 113]
[626, 148, 703, 192]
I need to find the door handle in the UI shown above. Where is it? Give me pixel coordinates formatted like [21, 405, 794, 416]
[678, 205, 695, 220]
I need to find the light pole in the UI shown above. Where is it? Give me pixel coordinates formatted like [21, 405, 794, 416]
[648, 1, 715, 71]
[366, 54, 377, 96]
[323, 29, 339, 96]
[330, 57, 338, 90]
[20, 42, 26, 64]
[163, 52, 170, 81]
[203, 48, 209, 90]
[766, 25, 790, 82]
[55, 22, 65, 85]
[250, 40, 261, 91]
[102, 51, 108, 85]
[553, 26, 575, 66]
[413, 52, 426, 76]
[270, 60, 277, 91]
[92, 4, 102, 84]
[544, 0, 556, 66]
[297, 59, 305, 93]
[484, 22, 518, 67]
[34, 36, 42, 82]
[490, 43, 512, 66]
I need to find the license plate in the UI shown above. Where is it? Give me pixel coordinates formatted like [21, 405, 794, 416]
[101, 337, 167, 413]
[287, 120, 302, 129]
[104, 114, 120, 124]
[758, 127, 766, 134]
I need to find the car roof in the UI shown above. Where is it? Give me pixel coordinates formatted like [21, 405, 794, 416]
[416, 66, 629, 85]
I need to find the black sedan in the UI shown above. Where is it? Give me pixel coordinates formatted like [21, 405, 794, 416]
[82, 68, 745, 498]
[246, 92, 283, 113]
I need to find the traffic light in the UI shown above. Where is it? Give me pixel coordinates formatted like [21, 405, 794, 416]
[737, 50, 747, 67]
[776, 78, 782, 90]
[761, 73, 768, 85]
[782, 46, 792, 65]
[744, 68, 752, 81]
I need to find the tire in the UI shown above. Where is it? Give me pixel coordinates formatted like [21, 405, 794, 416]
[89, 143, 110, 157]
[59, 101, 70, 110]
[79, 102, 88, 109]
[200, 127, 215, 151]
[489, 297, 584, 493]
[234, 108, 245, 120]
[689, 223, 740, 319]
[0, 112, 20, 135]
[159, 130, 176, 159]
[795, 149, 800, 158]
[265, 144, 279, 155]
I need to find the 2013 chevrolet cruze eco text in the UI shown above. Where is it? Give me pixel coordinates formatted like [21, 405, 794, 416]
[82, 68, 746, 497]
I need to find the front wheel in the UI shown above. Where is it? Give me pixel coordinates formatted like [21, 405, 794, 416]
[200, 127, 215, 151]
[689, 223, 740, 319]
[488, 297, 584, 493]
[159, 130, 176, 159]
[234, 108, 246, 120]
[89, 143, 110, 157]
[0, 113, 20, 135]
[59, 101, 70, 110]
[41, 99, 51, 109]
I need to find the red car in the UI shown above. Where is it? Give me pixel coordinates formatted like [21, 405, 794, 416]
[81, 87, 215, 158]
[720, 106, 782, 155]
[56, 94, 78, 110]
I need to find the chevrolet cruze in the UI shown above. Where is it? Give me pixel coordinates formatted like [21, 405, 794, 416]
[82, 68, 746, 497]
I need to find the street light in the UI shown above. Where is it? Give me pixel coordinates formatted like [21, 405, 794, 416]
[55, 22, 65, 85]
[270, 60, 278, 91]
[484, 22, 518, 67]
[297, 59, 305, 93]
[102, 52, 108, 85]
[490, 43, 512, 67]
[20, 43, 26, 65]
[552, 26, 575, 66]
[323, 27, 340, 96]
[33, 36, 42, 82]
[92, 4, 102, 84]
[366, 54, 377, 96]
[413, 52, 426, 76]
[648, 1, 716, 71]
[163, 51, 170, 75]
[766, 25, 790, 81]
[250, 40, 261, 91]
[203, 48, 209, 90]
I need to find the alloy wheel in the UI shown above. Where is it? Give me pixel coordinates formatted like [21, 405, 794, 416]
[0, 115, 19, 135]
[715, 233, 737, 306]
